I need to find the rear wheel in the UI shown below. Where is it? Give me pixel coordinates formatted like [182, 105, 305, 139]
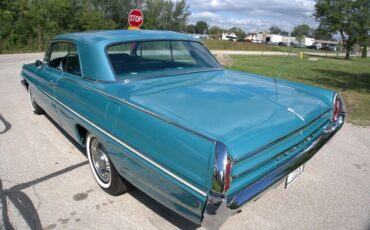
[86, 133, 131, 195]
[29, 87, 44, 115]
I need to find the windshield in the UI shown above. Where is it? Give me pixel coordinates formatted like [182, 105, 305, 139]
[107, 40, 221, 80]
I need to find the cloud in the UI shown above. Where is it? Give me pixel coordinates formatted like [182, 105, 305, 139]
[186, 0, 317, 32]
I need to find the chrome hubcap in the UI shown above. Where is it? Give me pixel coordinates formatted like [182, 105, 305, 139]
[90, 138, 111, 183]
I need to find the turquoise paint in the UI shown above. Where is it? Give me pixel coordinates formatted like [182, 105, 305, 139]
[21, 30, 337, 224]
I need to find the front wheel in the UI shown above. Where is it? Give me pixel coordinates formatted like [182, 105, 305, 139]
[29, 87, 44, 114]
[86, 133, 131, 195]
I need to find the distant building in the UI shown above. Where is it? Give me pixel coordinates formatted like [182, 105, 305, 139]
[266, 34, 283, 44]
[245, 33, 257, 41]
[282, 36, 297, 45]
[189, 34, 210, 39]
[304, 37, 315, 46]
[257, 33, 267, 43]
[314, 40, 339, 49]
[221, 32, 237, 42]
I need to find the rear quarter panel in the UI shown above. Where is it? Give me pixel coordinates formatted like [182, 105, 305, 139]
[54, 76, 216, 223]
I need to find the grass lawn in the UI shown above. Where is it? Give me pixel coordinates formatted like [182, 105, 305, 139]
[230, 55, 370, 126]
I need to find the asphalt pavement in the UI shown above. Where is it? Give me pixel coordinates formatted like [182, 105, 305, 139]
[1, 53, 370, 230]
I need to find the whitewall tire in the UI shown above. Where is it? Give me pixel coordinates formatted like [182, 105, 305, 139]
[86, 132, 131, 195]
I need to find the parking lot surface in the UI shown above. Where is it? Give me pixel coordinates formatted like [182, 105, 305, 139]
[1, 53, 370, 230]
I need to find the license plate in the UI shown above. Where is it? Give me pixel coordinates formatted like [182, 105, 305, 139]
[285, 164, 304, 188]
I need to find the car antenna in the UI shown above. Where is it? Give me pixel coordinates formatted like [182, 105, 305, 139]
[274, 15, 311, 81]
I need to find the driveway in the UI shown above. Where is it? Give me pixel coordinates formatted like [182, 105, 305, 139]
[1, 53, 370, 230]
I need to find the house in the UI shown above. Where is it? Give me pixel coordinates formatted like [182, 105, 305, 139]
[245, 33, 257, 42]
[221, 32, 237, 42]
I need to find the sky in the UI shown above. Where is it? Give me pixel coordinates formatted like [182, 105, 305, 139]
[186, 0, 318, 33]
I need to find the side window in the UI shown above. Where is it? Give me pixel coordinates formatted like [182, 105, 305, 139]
[47, 42, 81, 77]
[65, 44, 81, 77]
[48, 42, 69, 70]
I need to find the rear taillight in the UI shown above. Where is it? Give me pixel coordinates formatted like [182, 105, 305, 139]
[223, 156, 232, 193]
[331, 95, 341, 122]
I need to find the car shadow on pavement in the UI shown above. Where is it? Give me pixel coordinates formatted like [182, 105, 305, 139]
[129, 189, 200, 229]
[0, 161, 88, 230]
[0, 114, 11, 134]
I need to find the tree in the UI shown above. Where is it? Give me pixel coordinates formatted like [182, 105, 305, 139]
[79, 8, 117, 31]
[291, 24, 313, 37]
[90, 0, 136, 28]
[269, 26, 282, 35]
[313, 28, 333, 40]
[0, 0, 192, 53]
[280, 31, 289, 36]
[209, 26, 224, 35]
[229, 27, 246, 41]
[291, 24, 313, 45]
[171, 0, 190, 32]
[315, 0, 370, 59]
[353, 0, 370, 58]
[143, 0, 190, 31]
[186, 24, 195, 34]
[194, 21, 208, 34]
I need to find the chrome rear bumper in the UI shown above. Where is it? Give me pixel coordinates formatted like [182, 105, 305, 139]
[202, 112, 345, 229]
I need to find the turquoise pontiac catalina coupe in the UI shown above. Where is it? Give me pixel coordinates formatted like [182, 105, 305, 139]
[21, 30, 345, 228]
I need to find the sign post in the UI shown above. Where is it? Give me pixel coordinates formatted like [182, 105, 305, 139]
[128, 9, 144, 30]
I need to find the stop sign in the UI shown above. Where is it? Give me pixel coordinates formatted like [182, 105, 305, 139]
[128, 9, 144, 28]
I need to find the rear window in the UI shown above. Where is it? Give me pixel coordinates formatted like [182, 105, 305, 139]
[107, 40, 220, 80]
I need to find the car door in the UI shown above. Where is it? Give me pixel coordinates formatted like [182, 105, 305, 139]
[53, 42, 91, 140]
[36, 42, 70, 123]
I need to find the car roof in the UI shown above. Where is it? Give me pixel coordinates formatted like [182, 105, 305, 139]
[52, 30, 201, 81]
[54, 30, 199, 46]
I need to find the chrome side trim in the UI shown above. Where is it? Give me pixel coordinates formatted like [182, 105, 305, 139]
[36, 87, 207, 197]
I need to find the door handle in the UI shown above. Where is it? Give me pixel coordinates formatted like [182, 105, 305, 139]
[49, 80, 55, 88]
